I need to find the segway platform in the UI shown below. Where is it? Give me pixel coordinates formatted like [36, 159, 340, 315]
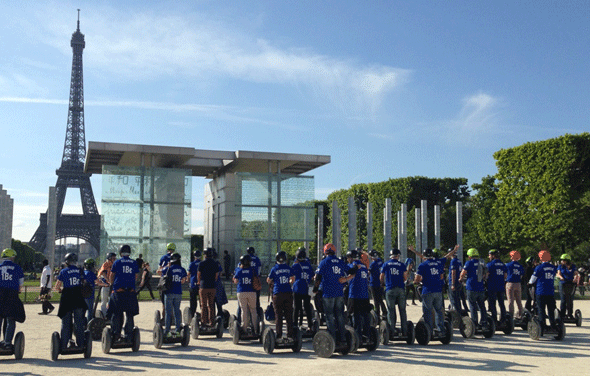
[528, 315, 566, 341]
[490, 313, 515, 335]
[379, 320, 415, 345]
[231, 314, 266, 344]
[152, 310, 190, 348]
[0, 332, 25, 360]
[514, 309, 533, 331]
[312, 328, 355, 358]
[50, 330, 92, 361]
[190, 311, 224, 339]
[561, 309, 582, 327]
[262, 326, 303, 354]
[415, 318, 453, 345]
[461, 315, 495, 339]
[101, 326, 141, 353]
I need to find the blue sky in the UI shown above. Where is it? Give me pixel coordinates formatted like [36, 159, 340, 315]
[1, 1, 588, 242]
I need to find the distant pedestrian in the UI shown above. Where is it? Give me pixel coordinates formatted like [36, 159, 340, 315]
[39, 259, 55, 315]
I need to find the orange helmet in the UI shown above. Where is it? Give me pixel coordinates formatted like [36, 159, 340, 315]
[323, 243, 336, 255]
[509, 250, 521, 261]
[538, 250, 551, 262]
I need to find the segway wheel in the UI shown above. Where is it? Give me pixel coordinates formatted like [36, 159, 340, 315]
[232, 321, 241, 345]
[153, 324, 163, 349]
[406, 321, 416, 345]
[228, 314, 237, 337]
[450, 310, 461, 329]
[50, 331, 60, 361]
[460, 316, 474, 338]
[258, 319, 266, 344]
[575, 309, 582, 327]
[132, 327, 141, 352]
[292, 326, 303, 353]
[370, 310, 379, 327]
[183, 306, 191, 325]
[13, 332, 24, 360]
[440, 320, 453, 345]
[528, 317, 541, 340]
[262, 327, 276, 354]
[379, 320, 389, 345]
[88, 318, 105, 341]
[223, 309, 230, 329]
[503, 314, 515, 335]
[83, 330, 92, 359]
[415, 320, 431, 345]
[216, 317, 224, 339]
[191, 316, 200, 339]
[311, 318, 320, 335]
[555, 318, 565, 341]
[101, 327, 112, 354]
[181, 324, 191, 347]
[154, 310, 161, 326]
[520, 310, 531, 331]
[366, 326, 379, 351]
[345, 326, 358, 353]
[313, 330, 335, 358]
[483, 316, 495, 339]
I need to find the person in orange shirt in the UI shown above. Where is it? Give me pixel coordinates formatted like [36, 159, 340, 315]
[97, 252, 117, 317]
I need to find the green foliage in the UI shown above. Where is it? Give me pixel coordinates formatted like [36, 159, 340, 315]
[326, 177, 470, 253]
[191, 234, 203, 251]
[11, 239, 41, 271]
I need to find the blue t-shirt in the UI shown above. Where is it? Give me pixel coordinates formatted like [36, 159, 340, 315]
[84, 270, 97, 299]
[506, 261, 524, 283]
[162, 264, 187, 294]
[234, 267, 257, 293]
[58, 265, 83, 289]
[268, 263, 294, 294]
[448, 257, 463, 287]
[292, 261, 313, 295]
[188, 259, 201, 289]
[369, 258, 384, 288]
[251, 255, 262, 275]
[533, 262, 557, 296]
[0, 260, 24, 291]
[486, 259, 507, 292]
[316, 255, 346, 298]
[557, 263, 576, 284]
[111, 256, 139, 290]
[380, 258, 406, 291]
[159, 252, 172, 268]
[348, 260, 370, 299]
[464, 258, 485, 292]
[417, 259, 443, 294]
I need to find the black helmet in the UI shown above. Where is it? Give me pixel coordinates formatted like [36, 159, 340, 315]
[205, 247, 215, 258]
[296, 248, 307, 261]
[171, 253, 181, 264]
[193, 249, 202, 259]
[422, 248, 434, 258]
[240, 254, 251, 268]
[106, 252, 116, 260]
[347, 249, 359, 259]
[369, 250, 379, 258]
[119, 244, 131, 256]
[64, 252, 78, 265]
[390, 248, 401, 257]
[246, 246, 255, 255]
[276, 251, 287, 263]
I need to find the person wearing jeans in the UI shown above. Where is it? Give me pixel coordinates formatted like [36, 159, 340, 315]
[380, 248, 408, 335]
[55, 252, 87, 348]
[414, 249, 445, 334]
[460, 248, 488, 328]
[198, 248, 219, 327]
[162, 253, 187, 337]
[0, 248, 25, 350]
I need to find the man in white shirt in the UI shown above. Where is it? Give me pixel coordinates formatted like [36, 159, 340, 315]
[39, 259, 55, 314]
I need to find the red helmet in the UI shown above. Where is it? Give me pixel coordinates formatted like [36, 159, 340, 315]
[539, 250, 551, 262]
[323, 243, 336, 255]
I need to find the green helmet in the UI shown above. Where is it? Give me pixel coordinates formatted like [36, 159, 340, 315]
[560, 253, 572, 261]
[1, 248, 16, 258]
[84, 258, 96, 269]
[432, 248, 440, 256]
[166, 242, 176, 251]
[488, 249, 499, 255]
[466, 248, 479, 258]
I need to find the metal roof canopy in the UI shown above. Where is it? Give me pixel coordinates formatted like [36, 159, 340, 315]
[85, 141, 330, 178]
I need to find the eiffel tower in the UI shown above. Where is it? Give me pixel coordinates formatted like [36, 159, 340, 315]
[29, 11, 100, 256]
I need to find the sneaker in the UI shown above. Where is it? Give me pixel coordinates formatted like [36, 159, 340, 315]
[165, 332, 173, 339]
[48, 307, 55, 314]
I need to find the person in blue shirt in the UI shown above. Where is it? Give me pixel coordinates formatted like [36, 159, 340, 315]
[556, 253, 578, 320]
[54, 252, 87, 349]
[247, 247, 263, 312]
[414, 248, 445, 335]
[380, 248, 408, 335]
[314, 243, 349, 344]
[448, 251, 464, 315]
[292, 247, 314, 331]
[267, 251, 295, 341]
[157, 242, 176, 317]
[234, 254, 259, 334]
[187, 250, 202, 319]
[345, 249, 371, 340]
[83, 258, 99, 324]
[369, 250, 387, 320]
[162, 253, 188, 338]
[529, 250, 557, 330]
[0, 248, 25, 350]
[459, 248, 488, 329]
[486, 249, 508, 321]
[506, 250, 525, 319]
[405, 258, 418, 305]
[109, 245, 140, 342]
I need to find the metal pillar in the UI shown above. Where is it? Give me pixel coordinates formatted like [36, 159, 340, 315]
[348, 196, 357, 251]
[383, 198, 392, 253]
[421, 200, 428, 250]
[332, 200, 341, 257]
[456, 201, 463, 262]
[415, 208, 421, 253]
[400, 204, 407, 260]
[434, 204, 441, 249]
[317, 205, 324, 263]
[366, 202, 373, 252]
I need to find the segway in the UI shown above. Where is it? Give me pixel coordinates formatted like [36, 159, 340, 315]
[0, 326, 24, 360]
[230, 312, 266, 344]
[87, 300, 108, 341]
[299, 317, 320, 340]
[379, 320, 415, 345]
[262, 326, 303, 354]
[561, 309, 582, 327]
[188, 310, 224, 339]
[50, 329, 92, 361]
[527, 309, 566, 341]
[152, 310, 190, 348]
[460, 314, 495, 339]
[312, 327, 355, 358]
[415, 317, 453, 345]
[354, 325, 379, 352]
[489, 312, 515, 335]
[514, 309, 533, 331]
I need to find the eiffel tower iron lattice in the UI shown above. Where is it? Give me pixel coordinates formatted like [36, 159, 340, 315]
[29, 14, 100, 255]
